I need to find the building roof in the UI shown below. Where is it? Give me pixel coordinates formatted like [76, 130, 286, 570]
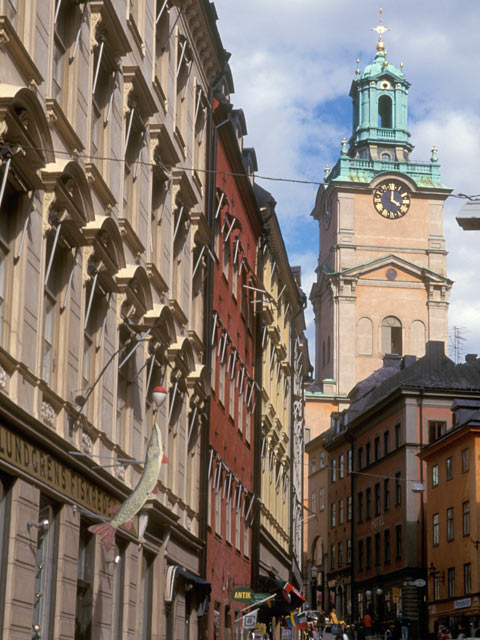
[347, 342, 480, 424]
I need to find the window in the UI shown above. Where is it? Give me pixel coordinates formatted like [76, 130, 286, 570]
[374, 533, 381, 566]
[347, 538, 352, 565]
[175, 36, 191, 143]
[462, 448, 470, 473]
[358, 447, 363, 470]
[384, 479, 390, 511]
[432, 464, 439, 487]
[374, 483, 380, 516]
[366, 442, 371, 466]
[384, 529, 390, 565]
[347, 449, 353, 474]
[428, 420, 447, 444]
[463, 501, 470, 537]
[395, 472, 401, 506]
[366, 537, 372, 569]
[447, 507, 454, 541]
[366, 487, 371, 520]
[154, 0, 170, 99]
[235, 504, 240, 550]
[112, 540, 127, 638]
[433, 513, 439, 546]
[311, 456, 316, 473]
[434, 573, 440, 600]
[381, 316, 402, 355]
[243, 521, 250, 558]
[358, 540, 364, 572]
[225, 492, 232, 544]
[338, 541, 343, 567]
[339, 454, 345, 479]
[446, 457, 453, 481]
[214, 482, 221, 535]
[310, 491, 316, 514]
[395, 524, 402, 560]
[464, 563, 472, 595]
[139, 551, 154, 640]
[75, 520, 95, 639]
[347, 495, 352, 521]
[378, 95, 393, 128]
[339, 499, 344, 525]
[448, 567, 455, 598]
[374, 437, 380, 461]
[319, 452, 325, 468]
[330, 544, 335, 570]
[32, 495, 59, 638]
[358, 492, 363, 522]
[331, 503, 336, 528]
[395, 423, 401, 448]
[53, 0, 83, 105]
[384, 431, 390, 456]
[319, 487, 325, 511]
[331, 459, 337, 482]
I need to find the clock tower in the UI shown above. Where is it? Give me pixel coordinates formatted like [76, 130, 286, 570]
[310, 17, 452, 396]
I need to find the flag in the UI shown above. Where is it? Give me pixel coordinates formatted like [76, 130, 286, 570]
[285, 610, 309, 630]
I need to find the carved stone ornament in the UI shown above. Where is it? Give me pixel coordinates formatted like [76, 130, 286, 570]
[81, 431, 94, 454]
[41, 401, 56, 427]
[0, 365, 6, 389]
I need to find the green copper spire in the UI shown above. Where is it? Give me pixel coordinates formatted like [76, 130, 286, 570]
[324, 9, 446, 188]
[349, 9, 412, 161]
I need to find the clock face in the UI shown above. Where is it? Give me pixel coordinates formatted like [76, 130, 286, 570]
[373, 181, 411, 219]
[323, 197, 332, 228]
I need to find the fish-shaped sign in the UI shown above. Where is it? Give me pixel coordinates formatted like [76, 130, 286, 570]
[89, 422, 167, 551]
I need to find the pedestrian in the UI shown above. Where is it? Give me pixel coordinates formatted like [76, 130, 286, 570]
[399, 615, 411, 640]
[363, 609, 373, 638]
[331, 608, 339, 634]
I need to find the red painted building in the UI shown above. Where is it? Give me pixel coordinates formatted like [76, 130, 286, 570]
[205, 81, 263, 640]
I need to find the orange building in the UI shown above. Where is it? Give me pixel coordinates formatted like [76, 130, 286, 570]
[420, 396, 480, 635]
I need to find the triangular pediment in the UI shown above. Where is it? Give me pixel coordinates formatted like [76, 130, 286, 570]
[338, 254, 453, 286]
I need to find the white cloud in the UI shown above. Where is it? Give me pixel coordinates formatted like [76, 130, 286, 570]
[214, 0, 480, 363]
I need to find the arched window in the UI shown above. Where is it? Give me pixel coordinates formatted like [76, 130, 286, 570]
[381, 316, 402, 355]
[356, 317, 373, 355]
[378, 95, 392, 128]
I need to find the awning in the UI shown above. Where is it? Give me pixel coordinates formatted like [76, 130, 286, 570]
[256, 579, 306, 620]
[165, 565, 211, 615]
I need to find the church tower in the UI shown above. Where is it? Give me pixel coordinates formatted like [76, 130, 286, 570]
[310, 13, 452, 395]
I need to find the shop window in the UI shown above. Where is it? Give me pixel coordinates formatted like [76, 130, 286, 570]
[75, 519, 95, 640]
[112, 540, 127, 638]
[0, 476, 12, 637]
[32, 495, 59, 638]
[138, 550, 154, 640]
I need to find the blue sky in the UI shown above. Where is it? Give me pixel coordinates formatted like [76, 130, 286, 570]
[213, 0, 480, 364]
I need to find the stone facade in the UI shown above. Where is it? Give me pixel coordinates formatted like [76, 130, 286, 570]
[0, 1, 224, 637]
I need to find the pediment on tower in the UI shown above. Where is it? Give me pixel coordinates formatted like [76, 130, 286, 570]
[339, 254, 453, 288]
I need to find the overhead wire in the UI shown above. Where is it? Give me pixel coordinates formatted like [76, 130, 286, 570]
[0, 139, 475, 199]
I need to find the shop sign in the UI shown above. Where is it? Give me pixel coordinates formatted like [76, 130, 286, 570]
[454, 598, 471, 610]
[0, 422, 117, 517]
[392, 587, 400, 603]
[232, 588, 254, 601]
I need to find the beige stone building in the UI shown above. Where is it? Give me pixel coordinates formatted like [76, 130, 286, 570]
[0, 1, 224, 638]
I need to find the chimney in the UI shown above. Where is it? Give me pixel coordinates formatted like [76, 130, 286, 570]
[383, 354, 402, 369]
[425, 341, 445, 357]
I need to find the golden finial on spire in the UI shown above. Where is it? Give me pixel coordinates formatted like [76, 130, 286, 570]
[371, 7, 390, 52]
[355, 58, 360, 76]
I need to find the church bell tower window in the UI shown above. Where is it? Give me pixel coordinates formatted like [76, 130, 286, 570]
[381, 316, 402, 355]
[378, 95, 392, 128]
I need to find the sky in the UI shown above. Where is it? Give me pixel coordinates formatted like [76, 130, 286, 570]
[212, 0, 480, 368]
